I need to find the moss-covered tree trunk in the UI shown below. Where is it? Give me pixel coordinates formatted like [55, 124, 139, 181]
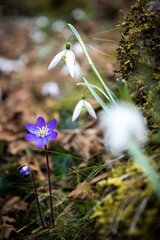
[117, 0, 160, 132]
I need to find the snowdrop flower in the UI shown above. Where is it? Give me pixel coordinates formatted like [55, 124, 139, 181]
[29, 27, 47, 43]
[36, 16, 49, 28]
[48, 42, 75, 78]
[72, 97, 97, 121]
[42, 81, 62, 98]
[71, 8, 86, 21]
[72, 42, 83, 56]
[51, 20, 66, 32]
[61, 61, 82, 79]
[101, 103, 147, 153]
[0, 57, 24, 75]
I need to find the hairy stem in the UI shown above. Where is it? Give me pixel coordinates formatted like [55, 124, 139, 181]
[31, 172, 45, 229]
[45, 144, 54, 227]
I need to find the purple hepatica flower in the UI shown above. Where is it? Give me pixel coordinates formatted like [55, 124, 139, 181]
[25, 116, 58, 147]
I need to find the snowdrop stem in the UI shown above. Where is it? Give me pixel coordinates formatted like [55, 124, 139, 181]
[128, 140, 160, 198]
[31, 172, 45, 229]
[45, 144, 55, 227]
[77, 82, 110, 101]
[68, 35, 76, 42]
[68, 23, 116, 103]
[90, 64, 116, 103]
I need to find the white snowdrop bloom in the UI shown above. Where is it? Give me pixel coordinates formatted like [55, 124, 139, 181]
[29, 28, 47, 43]
[36, 16, 49, 28]
[101, 103, 147, 153]
[48, 43, 75, 78]
[71, 8, 86, 21]
[0, 56, 24, 75]
[72, 42, 83, 56]
[61, 61, 82, 79]
[72, 98, 97, 121]
[41, 82, 62, 98]
[51, 20, 66, 32]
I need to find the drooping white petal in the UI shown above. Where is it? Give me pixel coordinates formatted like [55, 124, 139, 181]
[61, 61, 82, 79]
[48, 50, 65, 70]
[84, 100, 97, 119]
[72, 42, 83, 56]
[65, 50, 75, 78]
[72, 100, 83, 121]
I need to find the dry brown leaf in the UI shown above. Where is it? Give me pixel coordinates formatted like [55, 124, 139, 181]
[90, 172, 109, 184]
[8, 140, 29, 154]
[1, 196, 28, 215]
[58, 126, 104, 159]
[67, 182, 97, 200]
[0, 216, 17, 240]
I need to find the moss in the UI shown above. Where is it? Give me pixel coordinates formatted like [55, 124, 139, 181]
[117, 0, 160, 131]
[92, 159, 160, 240]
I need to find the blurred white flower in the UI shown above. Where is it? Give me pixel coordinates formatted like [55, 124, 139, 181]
[29, 27, 47, 43]
[72, 42, 83, 56]
[36, 16, 49, 28]
[41, 82, 62, 98]
[101, 103, 147, 153]
[61, 61, 82, 79]
[0, 56, 25, 75]
[51, 20, 66, 32]
[71, 8, 86, 21]
[72, 99, 97, 121]
[48, 44, 75, 78]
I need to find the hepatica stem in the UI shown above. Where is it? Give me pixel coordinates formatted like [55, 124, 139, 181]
[31, 172, 45, 229]
[45, 144, 54, 227]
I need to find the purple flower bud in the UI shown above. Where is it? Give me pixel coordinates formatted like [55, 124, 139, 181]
[18, 165, 32, 179]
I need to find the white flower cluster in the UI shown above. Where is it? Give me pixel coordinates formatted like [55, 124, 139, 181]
[48, 41, 96, 121]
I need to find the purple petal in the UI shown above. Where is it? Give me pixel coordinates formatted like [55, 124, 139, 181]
[47, 119, 57, 131]
[35, 138, 47, 147]
[47, 131, 58, 141]
[26, 124, 37, 134]
[25, 133, 37, 141]
[37, 117, 46, 128]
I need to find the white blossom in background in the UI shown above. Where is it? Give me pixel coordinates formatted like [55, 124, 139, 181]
[72, 42, 83, 57]
[29, 27, 47, 43]
[41, 82, 62, 98]
[100, 103, 147, 153]
[51, 20, 70, 39]
[35, 16, 49, 28]
[72, 98, 97, 121]
[71, 8, 86, 21]
[0, 57, 25, 75]
[61, 61, 82, 79]
[48, 44, 76, 78]
[51, 20, 66, 32]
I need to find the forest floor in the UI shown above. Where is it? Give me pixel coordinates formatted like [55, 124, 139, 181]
[1, 15, 160, 240]
[0, 16, 120, 240]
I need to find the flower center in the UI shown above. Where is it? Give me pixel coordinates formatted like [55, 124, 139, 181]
[82, 105, 86, 111]
[40, 130, 45, 136]
[35, 126, 50, 138]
